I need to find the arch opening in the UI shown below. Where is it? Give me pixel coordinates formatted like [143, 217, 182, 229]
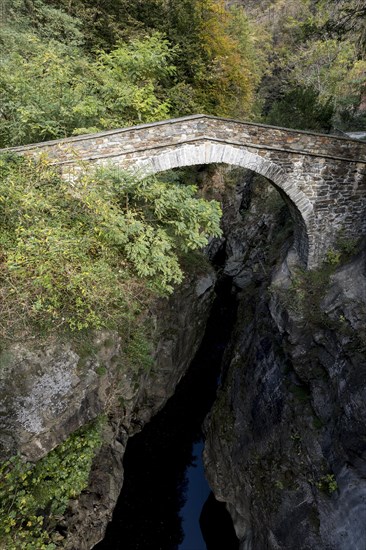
[129, 141, 314, 267]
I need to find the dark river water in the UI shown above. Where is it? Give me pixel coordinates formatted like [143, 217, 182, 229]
[94, 275, 239, 550]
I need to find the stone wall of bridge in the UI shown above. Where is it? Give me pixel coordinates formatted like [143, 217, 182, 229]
[4, 114, 366, 268]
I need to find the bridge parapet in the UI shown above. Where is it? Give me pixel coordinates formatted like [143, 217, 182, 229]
[6, 114, 366, 165]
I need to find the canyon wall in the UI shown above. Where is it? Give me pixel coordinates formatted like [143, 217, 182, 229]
[204, 170, 366, 549]
[0, 263, 216, 549]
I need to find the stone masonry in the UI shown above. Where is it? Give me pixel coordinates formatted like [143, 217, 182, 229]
[4, 114, 366, 267]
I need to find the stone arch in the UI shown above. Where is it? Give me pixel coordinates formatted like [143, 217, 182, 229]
[129, 141, 315, 266]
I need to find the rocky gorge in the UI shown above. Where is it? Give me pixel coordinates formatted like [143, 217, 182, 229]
[1, 165, 365, 549]
[203, 169, 366, 549]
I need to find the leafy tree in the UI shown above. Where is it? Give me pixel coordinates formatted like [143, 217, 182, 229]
[289, 37, 366, 129]
[266, 87, 334, 131]
[167, 0, 268, 118]
[255, 0, 366, 131]
[0, 29, 178, 146]
[46, 0, 268, 119]
[322, 0, 366, 54]
[192, 1, 267, 117]
[1, 0, 84, 45]
[0, 0, 270, 143]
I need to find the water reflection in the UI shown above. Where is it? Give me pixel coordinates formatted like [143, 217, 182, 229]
[179, 441, 210, 549]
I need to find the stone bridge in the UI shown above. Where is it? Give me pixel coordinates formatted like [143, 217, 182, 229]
[5, 114, 366, 267]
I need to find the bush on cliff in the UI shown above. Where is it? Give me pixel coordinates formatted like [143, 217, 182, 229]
[0, 419, 103, 549]
[0, 154, 221, 338]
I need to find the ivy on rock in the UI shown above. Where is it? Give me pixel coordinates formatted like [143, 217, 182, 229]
[0, 419, 103, 550]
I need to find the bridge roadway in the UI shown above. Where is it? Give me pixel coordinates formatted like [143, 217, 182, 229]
[4, 114, 366, 267]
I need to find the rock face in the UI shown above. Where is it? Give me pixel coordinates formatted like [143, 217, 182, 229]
[0, 333, 121, 462]
[62, 267, 217, 549]
[203, 170, 366, 549]
[0, 266, 216, 549]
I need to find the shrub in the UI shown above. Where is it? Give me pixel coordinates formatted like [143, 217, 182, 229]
[0, 419, 103, 549]
[274, 233, 361, 326]
[0, 155, 222, 338]
[316, 473, 338, 495]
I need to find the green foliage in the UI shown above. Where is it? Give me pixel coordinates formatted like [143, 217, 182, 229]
[288, 37, 366, 129]
[334, 235, 359, 258]
[0, 28, 176, 147]
[266, 87, 334, 131]
[290, 39, 357, 103]
[325, 248, 341, 266]
[45, 0, 146, 51]
[325, 235, 359, 266]
[189, 1, 268, 118]
[0, 419, 103, 549]
[178, 249, 212, 276]
[124, 325, 154, 373]
[0, 0, 269, 146]
[316, 473, 338, 495]
[0, 155, 221, 337]
[322, 0, 366, 55]
[276, 264, 332, 324]
[95, 366, 107, 376]
[256, 0, 366, 131]
[1, 0, 365, 136]
[2, 0, 84, 46]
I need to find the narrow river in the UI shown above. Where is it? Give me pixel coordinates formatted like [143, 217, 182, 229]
[94, 274, 239, 549]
